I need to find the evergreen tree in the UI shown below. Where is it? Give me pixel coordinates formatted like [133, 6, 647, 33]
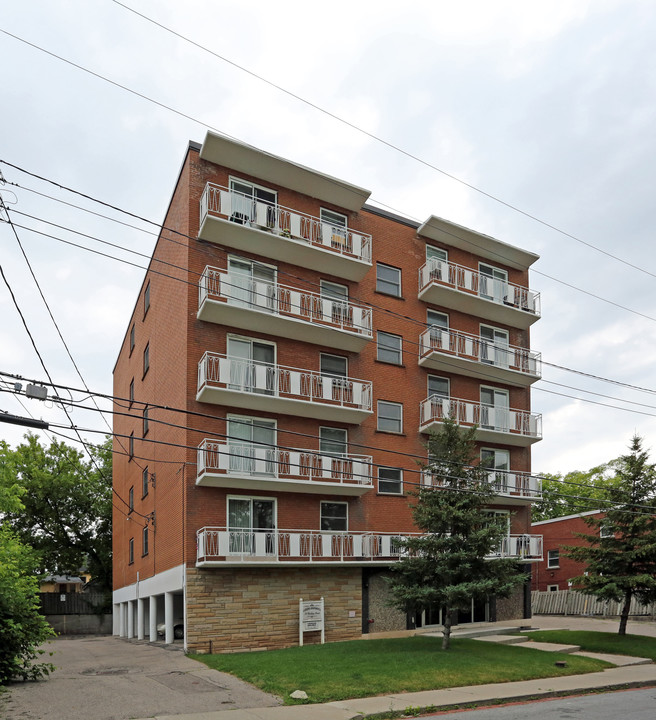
[566, 435, 656, 635]
[387, 419, 526, 649]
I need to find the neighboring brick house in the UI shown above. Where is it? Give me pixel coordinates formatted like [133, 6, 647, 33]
[531, 510, 609, 591]
[112, 132, 544, 652]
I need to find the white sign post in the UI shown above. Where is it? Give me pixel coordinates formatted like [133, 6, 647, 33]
[299, 597, 324, 646]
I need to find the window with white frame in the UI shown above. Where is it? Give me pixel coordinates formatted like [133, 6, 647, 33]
[378, 401, 403, 433]
[547, 584, 559, 592]
[600, 524, 615, 538]
[427, 309, 448, 329]
[377, 331, 402, 364]
[229, 178, 277, 226]
[426, 246, 448, 281]
[378, 467, 403, 494]
[547, 549, 560, 568]
[320, 280, 350, 323]
[479, 263, 508, 303]
[481, 448, 510, 492]
[480, 386, 509, 431]
[227, 336, 276, 395]
[320, 501, 347, 531]
[480, 324, 509, 367]
[227, 416, 276, 476]
[426, 246, 447, 262]
[376, 263, 402, 297]
[319, 426, 347, 456]
[428, 375, 449, 399]
[227, 496, 276, 554]
[320, 208, 348, 249]
[227, 256, 276, 310]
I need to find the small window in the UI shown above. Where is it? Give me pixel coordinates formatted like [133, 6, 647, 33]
[320, 208, 347, 228]
[319, 427, 347, 456]
[129, 378, 134, 407]
[142, 527, 149, 557]
[427, 310, 448, 329]
[547, 549, 560, 568]
[377, 331, 402, 364]
[378, 401, 403, 433]
[428, 375, 449, 399]
[600, 524, 614, 538]
[376, 263, 401, 297]
[320, 501, 347, 531]
[142, 467, 149, 498]
[144, 281, 150, 316]
[547, 584, 559, 592]
[426, 246, 447, 262]
[320, 353, 347, 378]
[143, 343, 150, 376]
[129, 324, 135, 354]
[143, 406, 149, 437]
[128, 486, 134, 513]
[128, 538, 134, 565]
[129, 432, 134, 460]
[378, 467, 403, 494]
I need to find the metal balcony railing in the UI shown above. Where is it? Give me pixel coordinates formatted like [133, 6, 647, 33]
[422, 469, 542, 500]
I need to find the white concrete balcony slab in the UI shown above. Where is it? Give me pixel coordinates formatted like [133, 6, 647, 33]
[418, 260, 540, 329]
[419, 327, 541, 387]
[198, 266, 372, 352]
[419, 396, 542, 447]
[422, 469, 542, 504]
[196, 440, 373, 495]
[199, 183, 372, 281]
[196, 527, 543, 566]
[197, 353, 372, 423]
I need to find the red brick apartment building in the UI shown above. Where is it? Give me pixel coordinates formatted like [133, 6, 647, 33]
[112, 132, 544, 651]
[531, 511, 607, 592]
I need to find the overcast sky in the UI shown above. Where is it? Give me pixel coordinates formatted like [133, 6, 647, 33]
[1, 0, 656, 475]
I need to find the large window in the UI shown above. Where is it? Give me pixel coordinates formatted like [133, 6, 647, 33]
[377, 331, 402, 364]
[480, 325, 509, 367]
[479, 263, 508, 303]
[227, 337, 276, 395]
[376, 263, 401, 297]
[320, 209, 348, 249]
[377, 401, 403, 433]
[320, 501, 347, 531]
[481, 448, 510, 492]
[229, 178, 277, 226]
[480, 387, 510, 431]
[547, 549, 560, 568]
[227, 256, 276, 310]
[426, 246, 448, 282]
[227, 417, 276, 476]
[228, 497, 276, 554]
[378, 467, 403, 495]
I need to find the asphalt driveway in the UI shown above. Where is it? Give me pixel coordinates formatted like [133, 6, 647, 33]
[0, 636, 280, 720]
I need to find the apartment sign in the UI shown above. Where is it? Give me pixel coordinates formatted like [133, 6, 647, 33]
[299, 597, 325, 645]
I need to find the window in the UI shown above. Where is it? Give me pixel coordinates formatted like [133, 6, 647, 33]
[227, 496, 276, 554]
[144, 281, 150, 316]
[320, 280, 350, 324]
[128, 538, 134, 565]
[320, 354, 347, 378]
[427, 245, 447, 262]
[320, 209, 348, 249]
[479, 263, 508, 303]
[480, 387, 509, 431]
[142, 527, 149, 556]
[377, 331, 402, 364]
[227, 416, 276, 476]
[480, 325, 509, 367]
[320, 208, 347, 228]
[378, 467, 403, 494]
[143, 343, 150, 376]
[129, 324, 135, 354]
[428, 375, 449, 399]
[378, 401, 403, 433]
[547, 584, 559, 592]
[129, 432, 134, 460]
[227, 336, 276, 395]
[227, 256, 276, 310]
[547, 549, 560, 568]
[129, 378, 134, 407]
[481, 448, 510, 491]
[229, 178, 277, 226]
[427, 310, 448, 329]
[320, 426, 347, 456]
[142, 467, 149, 498]
[376, 263, 401, 296]
[320, 501, 347, 531]
[426, 246, 448, 281]
[600, 524, 614, 538]
[143, 405, 149, 436]
[128, 486, 134, 513]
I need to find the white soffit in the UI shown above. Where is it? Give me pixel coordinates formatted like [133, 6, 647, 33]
[418, 215, 539, 270]
[199, 132, 371, 212]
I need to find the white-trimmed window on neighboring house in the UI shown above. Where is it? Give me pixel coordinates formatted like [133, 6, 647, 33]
[378, 467, 403, 495]
[547, 584, 559, 592]
[376, 263, 402, 297]
[600, 524, 615, 538]
[377, 400, 403, 433]
[320, 501, 347, 531]
[229, 178, 277, 227]
[377, 331, 402, 364]
[547, 549, 560, 568]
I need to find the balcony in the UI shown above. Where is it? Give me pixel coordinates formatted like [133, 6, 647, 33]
[196, 527, 543, 566]
[418, 260, 540, 329]
[419, 327, 541, 387]
[199, 183, 372, 281]
[198, 266, 372, 352]
[197, 353, 372, 423]
[422, 469, 542, 505]
[419, 396, 542, 447]
[196, 439, 373, 495]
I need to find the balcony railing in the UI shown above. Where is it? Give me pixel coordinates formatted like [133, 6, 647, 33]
[199, 265, 372, 339]
[200, 183, 372, 264]
[197, 440, 373, 490]
[196, 527, 543, 564]
[419, 326, 541, 380]
[418, 259, 540, 317]
[198, 352, 372, 413]
[419, 396, 542, 443]
[422, 469, 542, 500]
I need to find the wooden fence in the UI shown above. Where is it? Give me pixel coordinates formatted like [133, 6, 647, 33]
[39, 592, 111, 615]
[532, 589, 656, 618]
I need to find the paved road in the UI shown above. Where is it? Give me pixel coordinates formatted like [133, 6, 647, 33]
[422, 687, 656, 719]
[0, 636, 280, 720]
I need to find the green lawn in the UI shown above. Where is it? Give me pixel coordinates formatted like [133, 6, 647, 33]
[523, 630, 656, 661]
[191, 636, 611, 705]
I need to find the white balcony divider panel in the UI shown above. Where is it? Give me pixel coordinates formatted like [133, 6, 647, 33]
[418, 259, 540, 317]
[200, 183, 372, 263]
[419, 395, 542, 440]
[196, 527, 543, 563]
[422, 469, 542, 499]
[199, 266, 373, 339]
[197, 439, 373, 488]
[419, 326, 541, 378]
[198, 352, 372, 412]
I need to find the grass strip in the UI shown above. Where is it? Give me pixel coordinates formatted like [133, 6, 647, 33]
[522, 629, 656, 661]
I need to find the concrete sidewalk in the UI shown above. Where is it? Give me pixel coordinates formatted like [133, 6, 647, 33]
[136, 617, 656, 720]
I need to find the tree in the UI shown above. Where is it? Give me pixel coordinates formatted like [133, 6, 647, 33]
[387, 419, 527, 649]
[532, 461, 622, 522]
[565, 435, 656, 635]
[0, 482, 55, 684]
[0, 435, 113, 593]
